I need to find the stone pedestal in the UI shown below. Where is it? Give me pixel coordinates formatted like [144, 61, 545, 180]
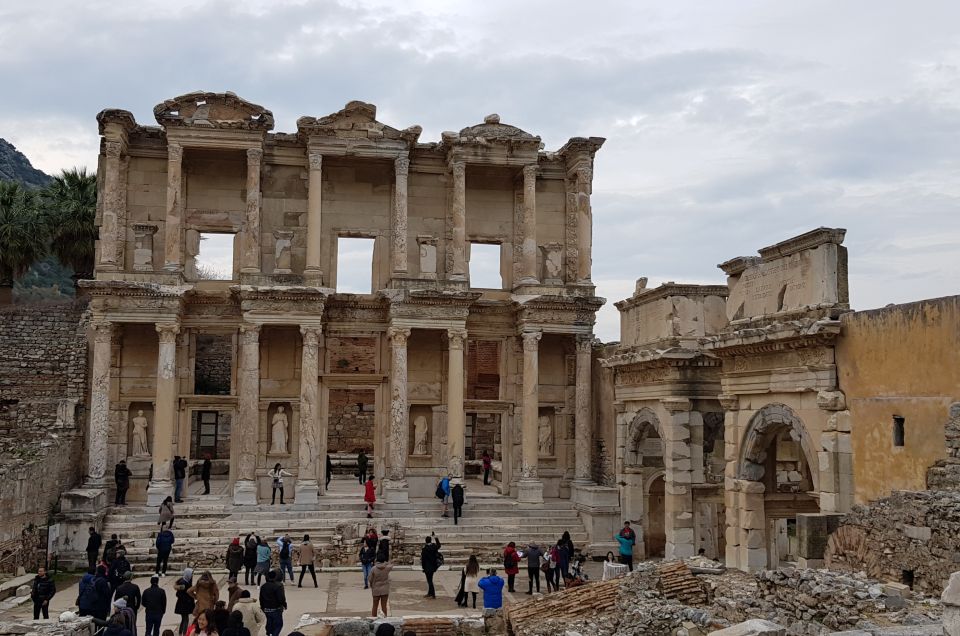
[571, 483, 620, 555]
[517, 479, 544, 504]
[294, 480, 319, 504]
[233, 480, 258, 506]
[56, 488, 108, 567]
[384, 480, 410, 504]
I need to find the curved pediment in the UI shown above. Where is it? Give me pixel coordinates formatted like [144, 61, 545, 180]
[458, 114, 540, 143]
[297, 100, 422, 145]
[154, 91, 274, 131]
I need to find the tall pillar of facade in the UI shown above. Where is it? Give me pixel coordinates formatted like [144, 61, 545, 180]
[519, 164, 538, 285]
[99, 140, 124, 270]
[233, 324, 261, 504]
[575, 166, 593, 283]
[86, 320, 114, 489]
[662, 397, 696, 559]
[147, 323, 180, 505]
[574, 334, 594, 483]
[295, 325, 322, 502]
[386, 327, 411, 502]
[241, 148, 263, 274]
[163, 143, 184, 272]
[305, 152, 323, 280]
[392, 156, 409, 277]
[518, 329, 544, 503]
[446, 329, 467, 483]
[450, 161, 467, 281]
[719, 393, 742, 568]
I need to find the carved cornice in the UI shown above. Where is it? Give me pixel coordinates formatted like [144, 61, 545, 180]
[233, 285, 328, 304]
[719, 227, 846, 275]
[80, 280, 189, 299]
[515, 294, 604, 327]
[297, 100, 421, 146]
[96, 109, 137, 136]
[615, 283, 729, 311]
[602, 346, 721, 369]
[703, 318, 842, 358]
[662, 397, 691, 414]
[154, 91, 274, 131]
[718, 393, 739, 411]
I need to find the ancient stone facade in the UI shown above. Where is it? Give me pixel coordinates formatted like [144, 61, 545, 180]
[69, 92, 613, 529]
[0, 302, 88, 570]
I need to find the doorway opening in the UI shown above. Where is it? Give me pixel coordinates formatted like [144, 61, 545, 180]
[646, 474, 666, 558]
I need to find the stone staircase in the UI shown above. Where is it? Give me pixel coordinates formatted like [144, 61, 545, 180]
[96, 493, 589, 573]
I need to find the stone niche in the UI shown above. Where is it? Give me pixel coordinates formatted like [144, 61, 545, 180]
[537, 407, 556, 459]
[417, 235, 438, 280]
[539, 242, 564, 284]
[721, 227, 848, 321]
[266, 401, 293, 457]
[126, 402, 155, 502]
[409, 405, 433, 463]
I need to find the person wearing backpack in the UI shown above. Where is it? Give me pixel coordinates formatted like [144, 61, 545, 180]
[502, 541, 520, 593]
[436, 475, 451, 518]
[419, 533, 442, 598]
[277, 535, 294, 583]
[77, 567, 98, 617]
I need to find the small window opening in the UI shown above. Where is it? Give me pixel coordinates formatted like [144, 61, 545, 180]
[469, 242, 502, 289]
[893, 415, 905, 447]
[196, 233, 234, 280]
[901, 569, 914, 589]
[336, 237, 375, 293]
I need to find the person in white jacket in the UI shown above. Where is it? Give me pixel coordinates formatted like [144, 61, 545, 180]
[233, 590, 266, 636]
[268, 464, 292, 505]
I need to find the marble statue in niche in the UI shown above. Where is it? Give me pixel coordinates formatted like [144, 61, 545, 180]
[131, 410, 150, 456]
[413, 415, 429, 455]
[538, 414, 554, 456]
[271, 405, 289, 454]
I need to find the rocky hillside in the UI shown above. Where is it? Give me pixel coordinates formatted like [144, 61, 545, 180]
[0, 138, 51, 188]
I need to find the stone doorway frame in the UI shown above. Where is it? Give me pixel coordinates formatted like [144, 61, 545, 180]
[320, 377, 386, 495]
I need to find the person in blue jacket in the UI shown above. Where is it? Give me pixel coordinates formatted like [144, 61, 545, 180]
[615, 528, 635, 571]
[477, 568, 504, 616]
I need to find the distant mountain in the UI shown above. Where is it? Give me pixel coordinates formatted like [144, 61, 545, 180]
[0, 137, 52, 188]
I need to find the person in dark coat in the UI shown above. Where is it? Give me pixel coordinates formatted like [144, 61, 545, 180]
[110, 550, 132, 591]
[451, 483, 465, 525]
[225, 538, 244, 580]
[325, 454, 333, 490]
[114, 572, 142, 615]
[173, 456, 188, 502]
[30, 566, 56, 619]
[201, 455, 212, 495]
[86, 527, 103, 571]
[104, 613, 133, 636]
[221, 610, 251, 636]
[524, 543, 543, 594]
[174, 568, 195, 636]
[77, 567, 97, 617]
[212, 600, 230, 635]
[156, 528, 175, 576]
[141, 576, 167, 636]
[103, 534, 121, 563]
[114, 461, 132, 505]
[258, 570, 287, 636]
[419, 533, 442, 599]
[242, 534, 259, 586]
[93, 565, 114, 621]
[376, 529, 391, 563]
[357, 451, 368, 484]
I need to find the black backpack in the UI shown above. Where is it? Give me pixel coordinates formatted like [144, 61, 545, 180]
[435, 482, 445, 499]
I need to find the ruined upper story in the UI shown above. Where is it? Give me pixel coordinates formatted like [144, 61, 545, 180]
[92, 91, 605, 303]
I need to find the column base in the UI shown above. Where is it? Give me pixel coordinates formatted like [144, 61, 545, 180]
[146, 479, 174, 506]
[62, 486, 108, 514]
[383, 480, 410, 503]
[294, 480, 319, 504]
[233, 480, 258, 505]
[517, 479, 544, 504]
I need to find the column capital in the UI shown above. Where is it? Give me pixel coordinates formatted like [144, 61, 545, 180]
[308, 151, 323, 170]
[662, 397, 691, 414]
[522, 163, 538, 180]
[91, 320, 114, 343]
[105, 140, 123, 159]
[387, 327, 411, 346]
[167, 143, 183, 161]
[155, 322, 181, 343]
[718, 393, 739, 411]
[575, 333, 594, 353]
[395, 156, 410, 175]
[576, 165, 592, 186]
[450, 160, 466, 179]
[521, 329, 542, 351]
[246, 147, 264, 165]
[239, 323, 261, 344]
[446, 328, 467, 350]
[300, 325, 322, 345]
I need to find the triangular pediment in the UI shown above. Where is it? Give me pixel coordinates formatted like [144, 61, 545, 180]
[297, 100, 421, 144]
[154, 91, 274, 131]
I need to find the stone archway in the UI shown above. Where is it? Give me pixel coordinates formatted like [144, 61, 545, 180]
[729, 403, 821, 571]
[625, 407, 664, 469]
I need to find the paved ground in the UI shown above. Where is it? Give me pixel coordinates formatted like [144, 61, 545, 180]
[1, 562, 604, 627]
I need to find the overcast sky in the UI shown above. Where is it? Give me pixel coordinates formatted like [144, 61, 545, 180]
[2, 0, 959, 341]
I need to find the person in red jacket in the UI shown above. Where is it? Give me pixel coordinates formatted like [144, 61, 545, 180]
[502, 542, 520, 593]
[364, 475, 376, 519]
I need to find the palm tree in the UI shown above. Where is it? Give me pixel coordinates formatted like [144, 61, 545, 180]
[0, 181, 48, 305]
[41, 168, 98, 290]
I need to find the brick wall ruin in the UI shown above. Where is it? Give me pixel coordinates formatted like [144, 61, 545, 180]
[327, 388, 375, 453]
[194, 334, 232, 395]
[927, 402, 960, 490]
[0, 302, 88, 571]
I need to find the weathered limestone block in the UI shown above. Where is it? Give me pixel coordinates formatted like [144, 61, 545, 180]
[943, 571, 960, 636]
[709, 619, 785, 636]
[817, 389, 846, 411]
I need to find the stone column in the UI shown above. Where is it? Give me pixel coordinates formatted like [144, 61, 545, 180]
[233, 324, 261, 505]
[99, 140, 123, 269]
[519, 164, 538, 285]
[575, 166, 593, 283]
[163, 143, 184, 272]
[147, 323, 180, 505]
[241, 148, 263, 274]
[450, 161, 467, 281]
[386, 327, 411, 502]
[519, 329, 544, 503]
[446, 329, 467, 483]
[295, 326, 322, 502]
[662, 397, 695, 560]
[86, 320, 113, 489]
[305, 152, 323, 280]
[719, 393, 742, 568]
[574, 334, 593, 483]
[392, 156, 409, 277]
